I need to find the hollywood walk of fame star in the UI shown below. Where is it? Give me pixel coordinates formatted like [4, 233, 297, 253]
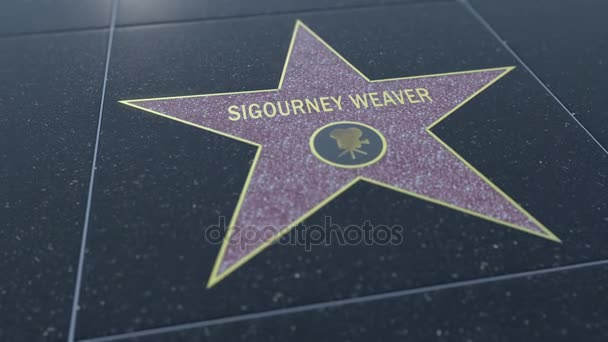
[121, 21, 560, 288]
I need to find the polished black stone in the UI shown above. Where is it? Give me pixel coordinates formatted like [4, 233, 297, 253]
[116, 0, 446, 26]
[132, 263, 608, 342]
[73, 2, 608, 340]
[0, 0, 111, 36]
[1, 31, 108, 340]
[469, 0, 608, 147]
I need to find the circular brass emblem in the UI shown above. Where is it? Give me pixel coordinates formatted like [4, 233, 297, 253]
[310, 121, 387, 169]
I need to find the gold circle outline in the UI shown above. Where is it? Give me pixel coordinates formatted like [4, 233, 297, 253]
[309, 121, 387, 169]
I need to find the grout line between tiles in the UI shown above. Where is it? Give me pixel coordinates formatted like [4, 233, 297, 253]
[459, 0, 608, 155]
[113, 0, 450, 30]
[80, 258, 608, 342]
[0, 0, 451, 38]
[0, 25, 109, 39]
[67, 1, 118, 341]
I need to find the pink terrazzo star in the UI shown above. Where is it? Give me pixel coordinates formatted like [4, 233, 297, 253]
[122, 21, 559, 287]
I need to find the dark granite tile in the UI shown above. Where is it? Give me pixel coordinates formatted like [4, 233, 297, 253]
[75, 2, 608, 339]
[468, 0, 608, 147]
[0, 31, 108, 340]
[132, 263, 608, 342]
[0, 0, 112, 36]
[115, 0, 447, 26]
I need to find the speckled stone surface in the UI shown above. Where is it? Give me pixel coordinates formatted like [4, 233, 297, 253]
[0, 0, 111, 35]
[4, 0, 608, 341]
[115, 0, 447, 27]
[1, 31, 109, 341]
[470, 0, 608, 147]
[72, 3, 608, 339]
[130, 263, 608, 342]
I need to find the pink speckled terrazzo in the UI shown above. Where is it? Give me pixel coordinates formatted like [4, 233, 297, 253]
[125, 22, 555, 284]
